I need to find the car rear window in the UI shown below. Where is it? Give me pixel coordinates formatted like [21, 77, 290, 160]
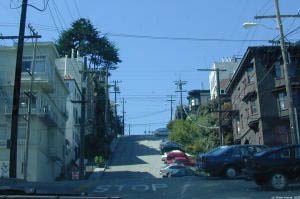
[209, 146, 231, 156]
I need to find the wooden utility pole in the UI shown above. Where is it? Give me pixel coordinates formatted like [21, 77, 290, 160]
[9, 0, 28, 178]
[71, 57, 87, 179]
[255, 0, 300, 144]
[111, 80, 121, 137]
[197, 68, 226, 145]
[167, 95, 176, 121]
[175, 80, 187, 120]
[23, 24, 38, 181]
[122, 98, 125, 135]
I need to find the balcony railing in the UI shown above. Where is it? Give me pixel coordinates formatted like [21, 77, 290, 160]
[4, 105, 59, 128]
[21, 72, 54, 92]
[275, 76, 300, 88]
[247, 114, 260, 130]
[242, 82, 257, 102]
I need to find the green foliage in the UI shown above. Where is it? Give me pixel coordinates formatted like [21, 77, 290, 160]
[168, 101, 232, 154]
[56, 18, 121, 67]
[94, 155, 105, 167]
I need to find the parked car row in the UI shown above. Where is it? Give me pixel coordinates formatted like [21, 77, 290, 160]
[243, 144, 300, 190]
[196, 144, 300, 190]
[159, 139, 197, 178]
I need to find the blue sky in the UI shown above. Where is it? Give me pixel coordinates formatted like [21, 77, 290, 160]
[0, 0, 300, 134]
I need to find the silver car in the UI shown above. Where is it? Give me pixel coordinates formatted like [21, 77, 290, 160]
[159, 164, 186, 177]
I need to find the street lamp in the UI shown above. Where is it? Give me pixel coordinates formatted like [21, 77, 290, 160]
[242, 22, 275, 30]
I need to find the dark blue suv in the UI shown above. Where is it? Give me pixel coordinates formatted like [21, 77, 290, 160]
[198, 145, 268, 178]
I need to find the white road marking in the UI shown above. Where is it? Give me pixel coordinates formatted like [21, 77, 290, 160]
[93, 183, 168, 193]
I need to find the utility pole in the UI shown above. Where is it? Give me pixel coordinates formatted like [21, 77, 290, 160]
[104, 64, 117, 136]
[111, 80, 121, 137]
[175, 80, 187, 120]
[198, 68, 226, 145]
[9, 0, 28, 178]
[23, 24, 38, 181]
[129, 124, 131, 136]
[122, 98, 125, 135]
[167, 95, 176, 121]
[255, 0, 300, 144]
[71, 57, 87, 180]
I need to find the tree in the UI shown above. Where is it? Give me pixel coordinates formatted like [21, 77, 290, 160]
[56, 18, 121, 67]
[168, 100, 233, 154]
[57, 18, 121, 161]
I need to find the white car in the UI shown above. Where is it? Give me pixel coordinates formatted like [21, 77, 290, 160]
[161, 150, 183, 162]
[159, 164, 186, 177]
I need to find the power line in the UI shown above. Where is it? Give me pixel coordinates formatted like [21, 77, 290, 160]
[104, 32, 272, 43]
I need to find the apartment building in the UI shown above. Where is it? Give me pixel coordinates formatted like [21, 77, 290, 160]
[209, 57, 240, 99]
[55, 53, 83, 171]
[187, 90, 210, 113]
[226, 45, 300, 146]
[0, 42, 69, 181]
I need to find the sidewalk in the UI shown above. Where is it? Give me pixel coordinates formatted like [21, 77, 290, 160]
[87, 137, 120, 180]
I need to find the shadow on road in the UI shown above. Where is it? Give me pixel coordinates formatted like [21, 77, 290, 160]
[102, 171, 157, 179]
[109, 135, 161, 166]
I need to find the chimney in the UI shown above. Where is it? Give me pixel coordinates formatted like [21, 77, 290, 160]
[71, 48, 74, 59]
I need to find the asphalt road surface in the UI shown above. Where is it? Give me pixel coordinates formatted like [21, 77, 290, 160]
[87, 135, 300, 199]
[3, 135, 300, 199]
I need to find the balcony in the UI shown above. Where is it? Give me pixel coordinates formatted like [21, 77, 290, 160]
[242, 82, 257, 102]
[274, 76, 300, 89]
[4, 105, 58, 128]
[21, 72, 53, 93]
[247, 114, 260, 131]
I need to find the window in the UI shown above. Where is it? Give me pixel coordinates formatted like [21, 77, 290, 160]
[274, 61, 283, 78]
[250, 98, 257, 114]
[35, 60, 46, 72]
[0, 127, 6, 140]
[295, 147, 300, 159]
[22, 60, 31, 72]
[278, 92, 287, 110]
[269, 148, 291, 159]
[240, 114, 244, 129]
[247, 63, 254, 82]
[237, 120, 240, 134]
[22, 56, 46, 73]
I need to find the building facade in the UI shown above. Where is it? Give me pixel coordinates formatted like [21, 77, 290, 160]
[0, 42, 69, 181]
[187, 89, 210, 113]
[55, 54, 83, 171]
[226, 45, 300, 146]
[209, 57, 240, 99]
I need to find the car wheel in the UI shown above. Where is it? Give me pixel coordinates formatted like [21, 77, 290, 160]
[225, 167, 237, 179]
[167, 173, 172, 178]
[270, 173, 287, 190]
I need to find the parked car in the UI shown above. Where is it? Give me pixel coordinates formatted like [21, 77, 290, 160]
[168, 167, 197, 177]
[161, 150, 183, 162]
[173, 157, 196, 167]
[160, 142, 182, 155]
[159, 164, 186, 177]
[166, 151, 187, 164]
[243, 144, 300, 190]
[198, 145, 268, 178]
[154, 128, 170, 137]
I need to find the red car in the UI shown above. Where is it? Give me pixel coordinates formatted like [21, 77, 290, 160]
[174, 157, 196, 167]
[166, 151, 187, 164]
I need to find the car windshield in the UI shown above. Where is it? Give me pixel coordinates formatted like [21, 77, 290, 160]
[1, 1, 299, 198]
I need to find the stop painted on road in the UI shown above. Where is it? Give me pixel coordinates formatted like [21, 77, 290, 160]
[93, 183, 168, 193]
